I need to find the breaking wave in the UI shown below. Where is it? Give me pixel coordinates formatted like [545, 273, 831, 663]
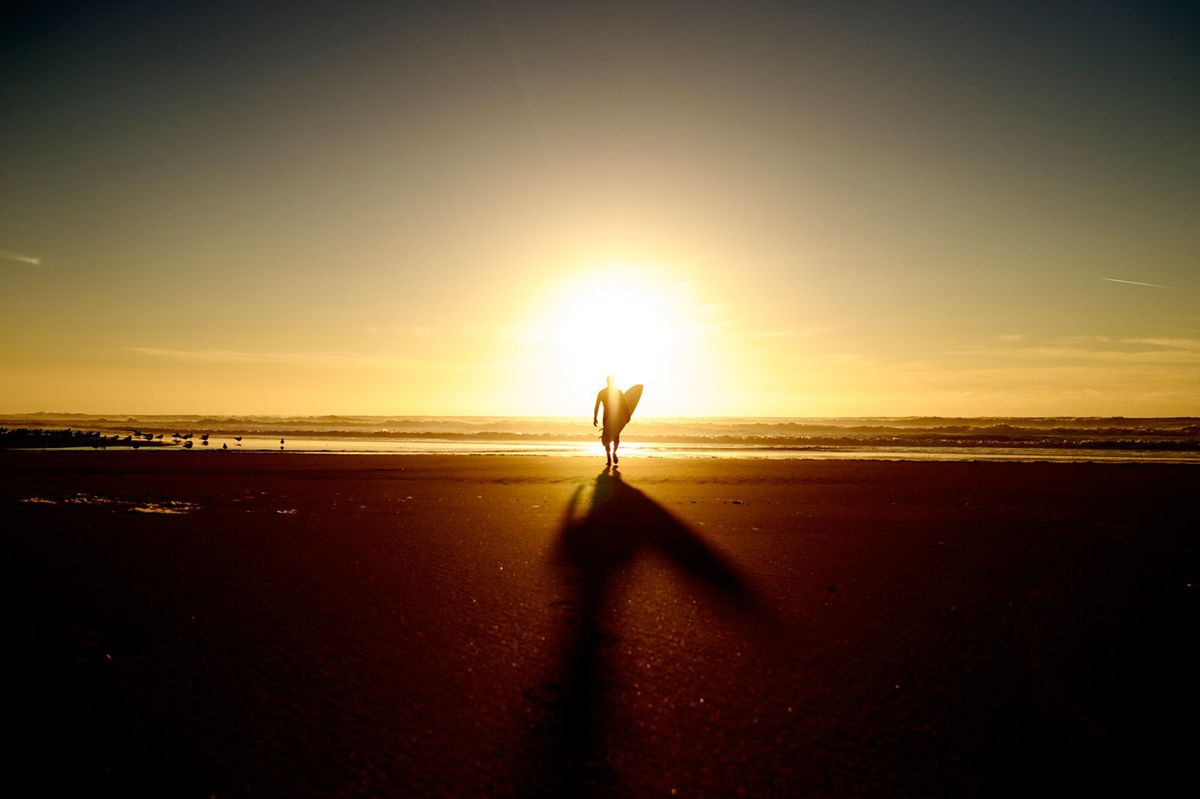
[4, 414, 1198, 461]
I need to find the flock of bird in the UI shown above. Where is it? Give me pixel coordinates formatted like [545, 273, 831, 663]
[128, 430, 286, 451]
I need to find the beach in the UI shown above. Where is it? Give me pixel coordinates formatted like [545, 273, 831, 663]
[5, 452, 1197, 796]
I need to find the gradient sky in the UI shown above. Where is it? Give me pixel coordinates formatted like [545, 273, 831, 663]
[2, 1, 1197, 416]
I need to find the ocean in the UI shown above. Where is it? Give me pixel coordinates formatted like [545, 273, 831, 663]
[3, 413, 1199, 463]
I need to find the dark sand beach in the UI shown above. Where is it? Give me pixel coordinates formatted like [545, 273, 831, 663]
[5, 452, 1197, 796]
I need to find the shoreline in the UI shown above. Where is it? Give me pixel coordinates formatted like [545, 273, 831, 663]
[5, 446, 1199, 464]
[6, 414, 1198, 465]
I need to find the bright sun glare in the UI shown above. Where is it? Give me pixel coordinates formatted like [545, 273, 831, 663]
[529, 265, 711, 416]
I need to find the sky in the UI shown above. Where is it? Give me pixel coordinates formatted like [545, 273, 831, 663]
[2, 0, 1197, 417]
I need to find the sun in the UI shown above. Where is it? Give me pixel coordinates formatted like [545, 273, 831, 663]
[523, 264, 713, 416]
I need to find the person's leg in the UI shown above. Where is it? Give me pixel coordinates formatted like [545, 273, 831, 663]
[612, 434, 620, 464]
[602, 430, 612, 464]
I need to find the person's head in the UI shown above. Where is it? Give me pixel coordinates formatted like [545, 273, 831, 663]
[606, 374, 615, 388]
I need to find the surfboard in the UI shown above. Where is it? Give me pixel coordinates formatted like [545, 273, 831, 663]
[620, 384, 643, 430]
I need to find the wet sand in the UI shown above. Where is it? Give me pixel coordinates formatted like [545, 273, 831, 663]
[4, 452, 1197, 796]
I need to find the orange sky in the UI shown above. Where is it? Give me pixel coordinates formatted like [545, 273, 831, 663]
[1, 2, 1197, 416]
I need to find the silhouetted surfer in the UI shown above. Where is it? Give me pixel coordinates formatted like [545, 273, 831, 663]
[593, 375, 625, 466]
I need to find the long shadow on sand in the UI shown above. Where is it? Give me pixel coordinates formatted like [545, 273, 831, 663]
[521, 466, 760, 795]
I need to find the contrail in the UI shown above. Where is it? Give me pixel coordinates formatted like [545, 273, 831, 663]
[1101, 276, 1179, 290]
[0, 250, 40, 266]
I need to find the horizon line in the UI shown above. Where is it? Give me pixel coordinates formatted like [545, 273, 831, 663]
[3, 411, 1197, 421]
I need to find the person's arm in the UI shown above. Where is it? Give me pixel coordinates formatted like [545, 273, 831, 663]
[593, 392, 601, 427]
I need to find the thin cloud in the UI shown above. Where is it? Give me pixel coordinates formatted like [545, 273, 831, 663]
[724, 326, 838, 341]
[1125, 337, 1200, 350]
[995, 347, 1200, 365]
[0, 250, 40, 266]
[955, 335, 1200, 365]
[1101, 277, 1180, 290]
[726, 329, 797, 340]
[126, 346, 506, 372]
